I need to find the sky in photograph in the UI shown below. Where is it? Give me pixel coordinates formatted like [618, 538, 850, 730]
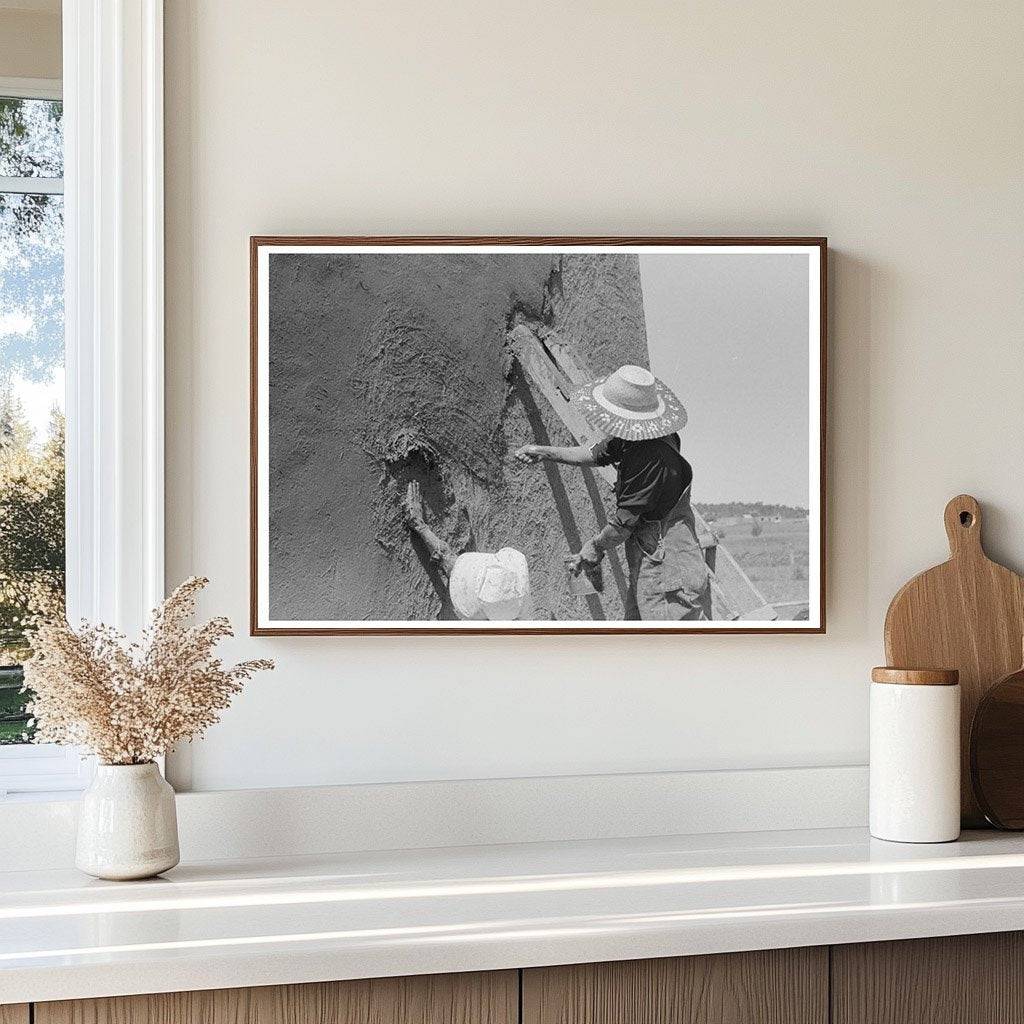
[641, 253, 811, 508]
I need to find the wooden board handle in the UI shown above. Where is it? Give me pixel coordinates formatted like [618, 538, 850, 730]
[944, 494, 983, 558]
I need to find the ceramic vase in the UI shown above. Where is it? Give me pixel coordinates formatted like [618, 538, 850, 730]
[76, 762, 180, 880]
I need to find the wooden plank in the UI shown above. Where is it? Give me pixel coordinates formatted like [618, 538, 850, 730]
[709, 542, 778, 621]
[511, 326, 615, 487]
[35, 971, 518, 1024]
[0, 1006, 29, 1024]
[832, 933, 1024, 1024]
[523, 949, 828, 1024]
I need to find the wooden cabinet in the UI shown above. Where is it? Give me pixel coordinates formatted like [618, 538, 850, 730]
[832, 932, 1024, 1024]
[23, 932, 1024, 1024]
[34, 971, 517, 1024]
[522, 948, 827, 1024]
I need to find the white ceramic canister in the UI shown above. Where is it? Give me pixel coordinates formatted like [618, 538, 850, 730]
[76, 762, 180, 880]
[870, 667, 961, 843]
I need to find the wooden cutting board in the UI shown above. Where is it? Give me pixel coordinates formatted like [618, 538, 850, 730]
[970, 651, 1024, 829]
[884, 494, 1024, 826]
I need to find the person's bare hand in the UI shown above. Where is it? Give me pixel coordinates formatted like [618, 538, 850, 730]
[514, 444, 544, 465]
[567, 541, 603, 575]
[402, 481, 425, 526]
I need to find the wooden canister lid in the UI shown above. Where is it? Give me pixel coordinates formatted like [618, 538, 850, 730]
[871, 667, 959, 686]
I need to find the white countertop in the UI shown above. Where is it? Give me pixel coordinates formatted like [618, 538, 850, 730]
[4, 826, 1024, 1004]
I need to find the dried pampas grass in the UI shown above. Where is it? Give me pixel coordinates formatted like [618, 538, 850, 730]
[23, 577, 273, 765]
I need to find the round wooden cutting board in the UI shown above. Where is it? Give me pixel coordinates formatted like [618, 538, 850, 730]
[884, 494, 1024, 826]
[970, 657, 1024, 829]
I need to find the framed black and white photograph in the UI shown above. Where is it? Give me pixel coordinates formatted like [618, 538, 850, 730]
[250, 237, 826, 634]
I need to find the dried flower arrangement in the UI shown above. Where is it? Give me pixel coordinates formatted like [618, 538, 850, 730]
[23, 577, 273, 765]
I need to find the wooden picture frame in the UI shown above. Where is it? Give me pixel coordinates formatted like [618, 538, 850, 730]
[251, 237, 827, 635]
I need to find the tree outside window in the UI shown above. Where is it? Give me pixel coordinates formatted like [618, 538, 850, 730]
[0, 95, 65, 744]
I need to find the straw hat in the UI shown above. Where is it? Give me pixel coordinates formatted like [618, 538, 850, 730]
[571, 365, 687, 441]
[449, 547, 531, 621]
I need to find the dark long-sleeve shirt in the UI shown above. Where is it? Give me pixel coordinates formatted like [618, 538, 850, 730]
[590, 433, 692, 532]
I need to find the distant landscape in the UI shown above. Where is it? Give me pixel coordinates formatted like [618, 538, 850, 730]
[695, 502, 811, 614]
[694, 501, 809, 521]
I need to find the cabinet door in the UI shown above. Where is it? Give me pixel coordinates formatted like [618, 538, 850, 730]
[35, 971, 517, 1024]
[0, 1006, 29, 1024]
[832, 932, 1024, 1024]
[523, 948, 828, 1024]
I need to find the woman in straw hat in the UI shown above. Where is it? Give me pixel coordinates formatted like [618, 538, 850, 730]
[515, 365, 711, 621]
[402, 481, 532, 621]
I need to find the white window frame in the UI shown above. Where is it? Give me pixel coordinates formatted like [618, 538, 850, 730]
[0, 77, 64, 193]
[0, 77, 61, 101]
[0, 0, 165, 799]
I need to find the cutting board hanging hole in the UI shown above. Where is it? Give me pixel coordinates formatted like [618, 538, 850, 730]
[944, 494, 982, 557]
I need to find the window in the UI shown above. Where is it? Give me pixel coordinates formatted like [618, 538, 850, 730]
[0, 81, 83, 796]
[0, 91, 66, 738]
[0, 4, 166, 798]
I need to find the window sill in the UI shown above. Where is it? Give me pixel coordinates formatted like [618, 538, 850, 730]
[0, 744, 93, 799]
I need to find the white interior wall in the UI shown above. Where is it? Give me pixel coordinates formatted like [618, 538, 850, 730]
[163, 0, 1024, 792]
